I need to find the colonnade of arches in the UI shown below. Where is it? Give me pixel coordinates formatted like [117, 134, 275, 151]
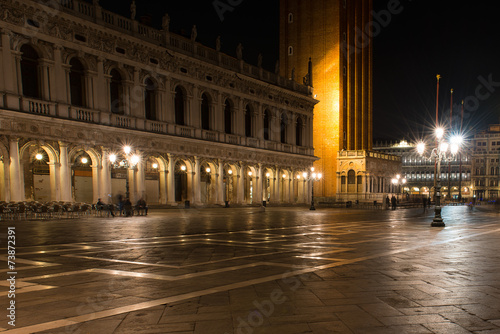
[0, 138, 313, 206]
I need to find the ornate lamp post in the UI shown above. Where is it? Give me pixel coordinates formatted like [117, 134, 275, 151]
[109, 146, 140, 200]
[417, 129, 462, 227]
[303, 167, 322, 210]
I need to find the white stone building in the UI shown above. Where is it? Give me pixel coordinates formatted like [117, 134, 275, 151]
[0, 0, 318, 206]
[471, 124, 500, 200]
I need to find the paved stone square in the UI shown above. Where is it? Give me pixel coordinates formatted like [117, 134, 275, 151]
[1, 205, 500, 333]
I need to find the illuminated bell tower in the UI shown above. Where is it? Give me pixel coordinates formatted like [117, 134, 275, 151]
[280, 0, 373, 199]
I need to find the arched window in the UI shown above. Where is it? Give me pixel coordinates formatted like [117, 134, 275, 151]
[20, 44, 40, 98]
[245, 104, 253, 137]
[201, 93, 210, 130]
[69, 58, 85, 107]
[174, 86, 185, 126]
[224, 99, 232, 134]
[144, 78, 157, 121]
[296, 117, 303, 146]
[263, 110, 271, 140]
[110, 69, 123, 114]
[347, 170, 356, 184]
[280, 113, 288, 144]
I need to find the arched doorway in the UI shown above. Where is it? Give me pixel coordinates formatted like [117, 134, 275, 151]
[20, 142, 59, 202]
[175, 160, 189, 202]
[200, 162, 215, 204]
[245, 166, 257, 204]
[144, 157, 161, 204]
[72, 151, 93, 203]
[223, 165, 237, 204]
[29, 149, 50, 201]
[262, 168, 274, 203]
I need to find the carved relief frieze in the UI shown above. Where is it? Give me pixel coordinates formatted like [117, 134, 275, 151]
[1, 5, 24, 25]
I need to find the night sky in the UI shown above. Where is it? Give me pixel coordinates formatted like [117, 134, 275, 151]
[98, 0, 500, 142]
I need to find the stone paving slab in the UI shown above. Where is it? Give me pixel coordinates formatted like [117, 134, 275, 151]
[0, 206, 499, 333]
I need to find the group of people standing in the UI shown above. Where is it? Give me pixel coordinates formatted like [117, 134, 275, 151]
[96, 195, 148, 217]
[385, 195, 398, 210]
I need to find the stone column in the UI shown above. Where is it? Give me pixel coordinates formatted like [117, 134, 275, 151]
[58, 142, 73, 202]
[217, 160, 224, 205]
[136, 161, 146, 201]
[8, 138, 23, 201]
[131, 68, 143, 119]
[48, 161, 61, 201]
[100, 150, 112, 203]
[235, 98, 244, 136]
[123, 80, 133, 116]
[53, 46, 68, 104]
[159, 167, 168, 205]
[39, 59, 53, 102]
[191, 85, 200, 128]
[274, 167, 280, 204]
[96, 57, 107, 112]
[167, 154, 176, 205]
[128, 168, 136, 203]
[91, 163, 100, 203]
[256, 164, 263, 203]
[193, 157, 201, 205]
[1, 30, 17, 102]
[237, 164, 245, 204]
[214, 93, 223, 132]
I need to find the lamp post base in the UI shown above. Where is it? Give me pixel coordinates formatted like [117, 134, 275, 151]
[310, 203, 316, 210]
[431, 219, 445, 227]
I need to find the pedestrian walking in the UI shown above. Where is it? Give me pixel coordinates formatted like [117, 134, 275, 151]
[117, 194, 124, 216]
[385, 196, 390, 210]
[423, 197, 427, 212]
[123, 198, 133, 217]
[391, 195, 397, 210]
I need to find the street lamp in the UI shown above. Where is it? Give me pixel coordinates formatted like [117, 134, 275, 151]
[109, 146, 141, 200]
[391, 174, 407, 201]
[417, 128, 462, 227]
[304, 167, 322, 210]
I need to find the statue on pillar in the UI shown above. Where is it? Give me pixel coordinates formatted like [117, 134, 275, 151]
[275, 60, 280, 74]
[191, 25, 197, 41]
[291, 67, 295, 81]
[236, 43, 243, 60]
[130, 0, 136, 20]
[162, 13, 170, 32]
[257, 53, 263, 68]
[216, 35, 221, 52]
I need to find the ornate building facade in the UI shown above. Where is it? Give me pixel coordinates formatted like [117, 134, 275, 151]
[0, 0, 318, 206]
[373, 140, 473, 201]
[471, 124, 500, 200]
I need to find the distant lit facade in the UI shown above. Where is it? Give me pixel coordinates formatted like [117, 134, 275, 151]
[373, 140, 472, 200]
[0, 0, 318, 206]
[471, 124, 500, 200]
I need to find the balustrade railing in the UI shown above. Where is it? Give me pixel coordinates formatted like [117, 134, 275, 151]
[203, 130, 218, 142]
[147, 121, 165, 133]
[71, 107, 97, 123]
[21, 98, 54, 116]
[115, 115, 132, 128]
